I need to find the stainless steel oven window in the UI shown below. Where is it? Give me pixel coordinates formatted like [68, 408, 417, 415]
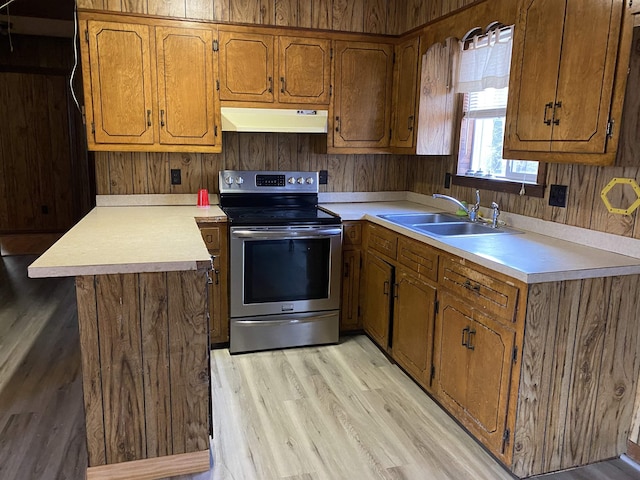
[230, 226, 342, 318]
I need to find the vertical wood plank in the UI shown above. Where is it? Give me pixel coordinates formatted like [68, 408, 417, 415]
[543, 280, 583, 472]
[363, 0, 386, 34]
[186, 0, 215, 20]
[213, 0, 231, 21]
[277, 133, 298, 170]
[167, 270, 210, 455]
[169, 153, 203, 193]
[140, 272, 172, 458]
[107, 152, 136, 194]
[202, 153, 223, 193]
[75, 275, 107, 467]
[148, 0, 187, 17]
[96, 274, 146, 464]
[593, 275, 640, 460]
[121, 0, 147, 13]
[312, 0, 332, 29]
[146, 153, 170, 194]
[565, 164, 598, 229]
[230, 0, 264, 23]
[561, 278, 609, 468]
[94, 153, 112, 195]
[132, 153, 150, 194]
[102, 0, 122, 11]
[275, 0, 298, 26]
[298, 0, 312, 28]
[386, 0, 406, 36]
[222, 131, 241, 170]
[76, 0, 105, 7]
[332, 0, 363, 32]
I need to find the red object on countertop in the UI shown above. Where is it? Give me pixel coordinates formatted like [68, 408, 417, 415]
[197, 189, 209, 207]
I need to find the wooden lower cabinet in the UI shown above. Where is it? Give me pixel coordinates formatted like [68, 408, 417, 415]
[340, 221, 363, 332]
[361, 252, 393, 348]
[391, 268, 436, 388]
[199, 223, 229, 345]
[434, 291, 516, 460]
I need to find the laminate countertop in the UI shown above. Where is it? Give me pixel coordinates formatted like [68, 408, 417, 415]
[28, 206, 226, 278]
[323, 201, 640, 284]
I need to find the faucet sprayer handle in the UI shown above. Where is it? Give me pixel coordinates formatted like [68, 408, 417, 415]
[490, 202, 500, 228]
[475, 189, 481, 207]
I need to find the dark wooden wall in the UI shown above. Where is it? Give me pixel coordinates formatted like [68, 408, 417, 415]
[0, 35, 91, 234]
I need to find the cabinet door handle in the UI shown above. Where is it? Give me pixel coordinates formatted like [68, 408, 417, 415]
[553, 101, 562, 125]
[280, 76, 285, 93]
[213, 268, 220, 285]
[335, 116, 341, 133]
[393, 283, 399, 299]
[383, 280, 390, 295]
[462, 327, 469, 347]
[147, 109, 152, 127]
[160, 109, 165, 127]
[468, 329, 476, 350]
[463, 280, 480, 292]
[268, 76, 273, 93]
[543, 102, 553, 126]
[408, 115, 414, 131]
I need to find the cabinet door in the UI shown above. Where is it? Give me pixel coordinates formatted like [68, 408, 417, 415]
[506, 0, 622, 154]
[87, 21, 155, 145]
[362, 253, 393, 349]
[416, 38, 458, 155]
[340, 248, 361, 332]
[209, 253, 229, 344]
[392, 269, 436, 387]
[156, 26, 218, 146]
[435, 299, 471, 412]
[218, 29, 274, 102]
[391, 36, 420, 148]
[466, 310, 516, 456]
[333, 40, 393, 148]
[278, 36, 331, 104]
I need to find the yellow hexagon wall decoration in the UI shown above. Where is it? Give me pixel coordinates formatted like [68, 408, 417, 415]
[600, 178, 640, 215]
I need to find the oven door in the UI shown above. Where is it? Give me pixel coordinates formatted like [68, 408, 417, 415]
[230, 225, 342, 318]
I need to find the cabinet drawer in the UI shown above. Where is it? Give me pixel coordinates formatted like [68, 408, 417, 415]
[397, 236, 438, 283]
[439, 257, 519, 322]
[343, 222, 362, 246]
[200, 227, 221, 251]
[366, 223, 397, 259]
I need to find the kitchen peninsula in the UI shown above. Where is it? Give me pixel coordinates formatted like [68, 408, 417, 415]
[28, 205, 226, 480]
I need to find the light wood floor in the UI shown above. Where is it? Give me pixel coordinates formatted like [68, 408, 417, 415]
[1, 254, 639, 480]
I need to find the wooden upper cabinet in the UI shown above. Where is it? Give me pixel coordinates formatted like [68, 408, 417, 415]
[156, 26, 217, 146]
[416, 38, 458, 155]
[86, 20, 155, 145]
[505, 0, 624, 159]
[391, 36, 420, 149]
[218, 29, 275, 103]
[332, 40, 394, 149]
[81, 13, 221, 153]
[278, 36, 331, 104]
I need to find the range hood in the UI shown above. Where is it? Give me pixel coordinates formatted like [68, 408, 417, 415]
[221, 107, 328, 133]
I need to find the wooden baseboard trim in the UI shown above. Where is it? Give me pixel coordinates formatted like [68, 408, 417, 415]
[627, 439, 640, 464]
[86, 450, 210, 480]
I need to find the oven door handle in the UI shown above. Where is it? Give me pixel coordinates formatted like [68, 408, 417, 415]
[234, 313, 336, 326]
[232, 228, 342, 239]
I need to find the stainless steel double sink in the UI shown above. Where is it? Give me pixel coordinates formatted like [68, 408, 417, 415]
[377, 212, 522, 237]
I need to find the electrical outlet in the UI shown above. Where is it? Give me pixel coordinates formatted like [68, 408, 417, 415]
[549, 184, 568, 207]
[319, 170, 328, 185]
[444, 172, 452, 189]
[170, 169, 181, 185]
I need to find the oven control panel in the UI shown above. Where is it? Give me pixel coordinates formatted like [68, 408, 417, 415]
[220, 170, 319, 193]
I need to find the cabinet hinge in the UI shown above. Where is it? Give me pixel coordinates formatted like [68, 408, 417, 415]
[329, 84, 333, 97]
[512, 345, 518, 364]
[606, 119, 614, 138]
[212, 39, 219, 52]
[435, 299, 439, 315]
[431, 365, 435, 381]
[91, 121, 95, 134]
[330, 48, 333, 59]
[216, 79, 220, 91]
[80, 105, 86, 125]
[85, 29, 89, 43]
[502, 428, 511, 452]
[215, 125, 218, 137]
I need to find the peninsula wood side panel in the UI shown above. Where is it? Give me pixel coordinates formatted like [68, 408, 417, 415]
[512, 276, 640, 478]
[75, 269, 210, 469]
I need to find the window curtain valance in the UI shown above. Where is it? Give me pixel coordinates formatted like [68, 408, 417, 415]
[456, 25, 514, 93]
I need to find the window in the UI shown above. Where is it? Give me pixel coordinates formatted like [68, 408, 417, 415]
[453, 25, 545, 197]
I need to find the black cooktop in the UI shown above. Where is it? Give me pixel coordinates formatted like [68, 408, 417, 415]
[222, 206, 341, 226]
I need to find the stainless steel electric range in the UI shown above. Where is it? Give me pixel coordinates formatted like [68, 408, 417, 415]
[219, 170, 342, 354]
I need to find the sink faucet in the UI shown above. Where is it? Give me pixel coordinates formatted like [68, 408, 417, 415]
[433, 189, 480, 222]
[490, 202, 500, 228]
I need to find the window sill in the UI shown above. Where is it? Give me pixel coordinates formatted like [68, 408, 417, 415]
[452, 175, 546, 198]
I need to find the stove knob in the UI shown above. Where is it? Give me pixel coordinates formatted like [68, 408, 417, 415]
[224, 176, 234, 185]
[236, 176, 244, 185]
[297, 177, 304, 184]
[288, 177, 296, 185]
[306, 177, 314, 185]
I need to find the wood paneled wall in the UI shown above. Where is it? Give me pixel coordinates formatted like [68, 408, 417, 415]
[0, 35, 91, 235]
[76, 269, 210, 467]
